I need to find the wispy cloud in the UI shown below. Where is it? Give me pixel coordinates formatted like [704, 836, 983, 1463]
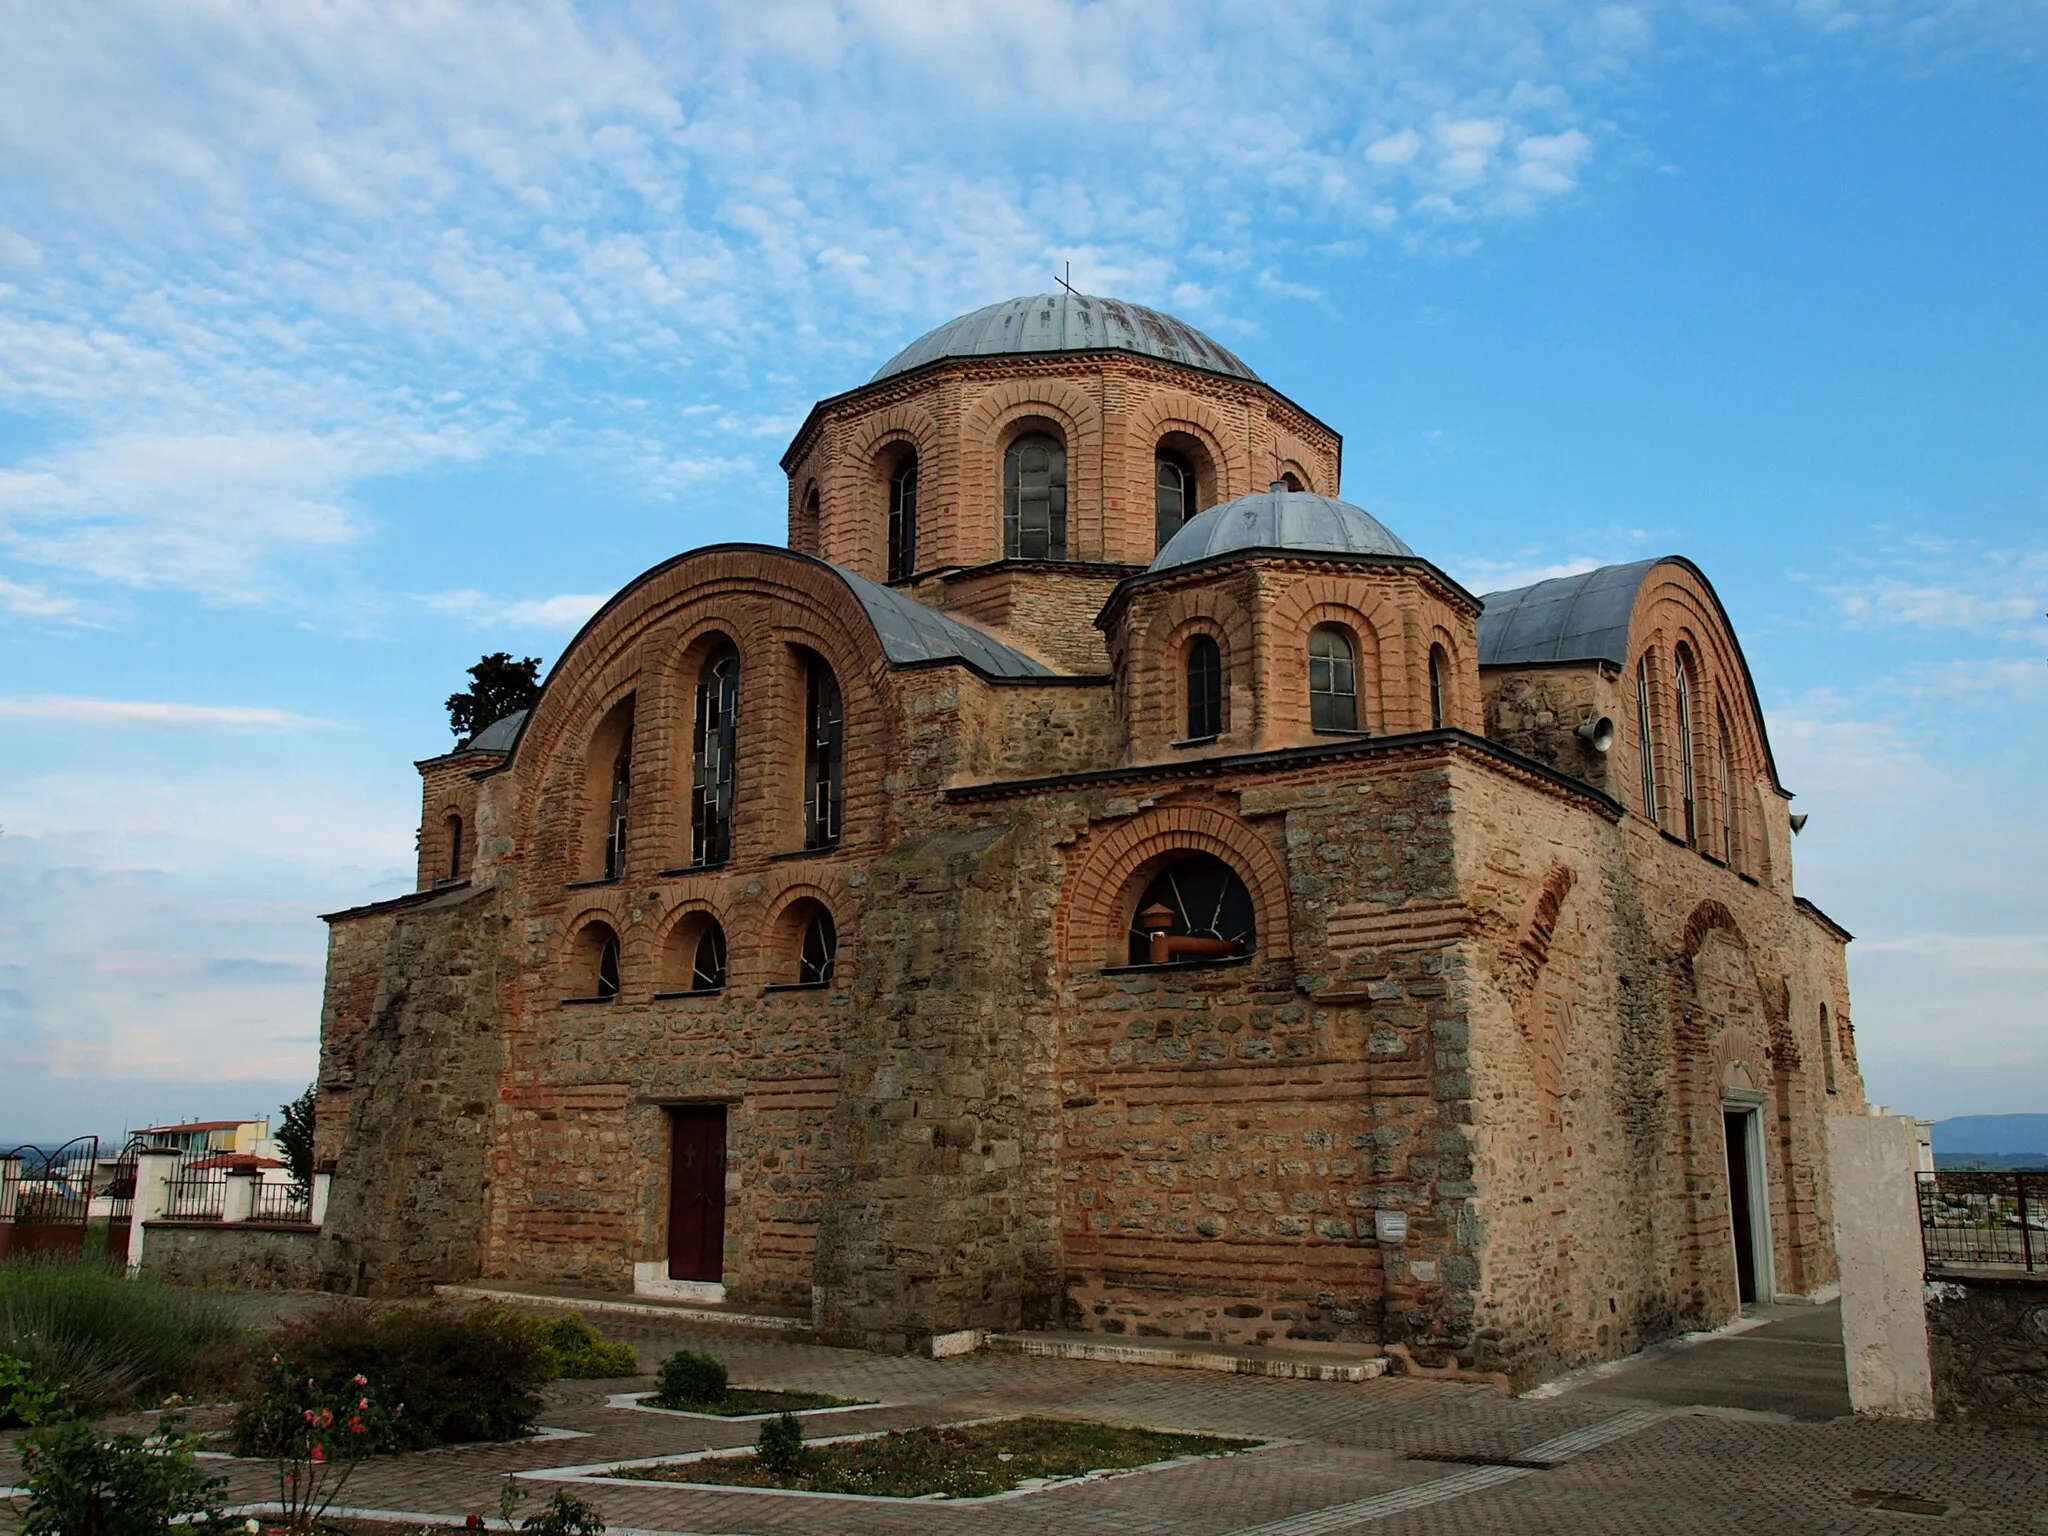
[1824, 539, 2048, 641]
[0, 696, 321, 728]
[0, 576, 78, 619]
[418, 589, 609, 632]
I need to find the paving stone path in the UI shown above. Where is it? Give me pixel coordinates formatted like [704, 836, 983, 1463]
[5, 1305, 2047, 1533]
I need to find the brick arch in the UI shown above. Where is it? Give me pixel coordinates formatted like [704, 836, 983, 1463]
[757, 876, 855, 985]
[1124, 392, 1251, 502]
[1061, 804, 1292, 970]
[1121, 583, 1257, 754]
[560, 906, 626, 996]
[1499, 863, 1578, 1014]
[959, 379, 1104, 563]
[830, 403, 942, 576]
[1268, 583, 1400, 734]
[1672, 899, 1788, 1056]
[1426, 622, 1471, 731]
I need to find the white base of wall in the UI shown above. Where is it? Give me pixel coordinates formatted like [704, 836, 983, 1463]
[928, 1329, 984, 1358]
[632, 1263, 726, 1304]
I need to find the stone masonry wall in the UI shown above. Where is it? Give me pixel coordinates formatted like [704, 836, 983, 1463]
[320, 885, 507, 1296]
[141, 1223, 323, 1291]
[1926, 1279, 2048, 1426]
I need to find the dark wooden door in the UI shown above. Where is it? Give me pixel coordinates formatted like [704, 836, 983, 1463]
[668, 1106, 727, 1283]
[1724, 1111, 1757, 1305]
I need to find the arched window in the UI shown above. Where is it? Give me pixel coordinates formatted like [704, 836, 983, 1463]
[1717, 710, 1739, 867]
[1003, 432, 1067, 560]
[1635, 658, 1659, 823]
[1428, 645, 1449, 730]
[887, 455, 918, 583]
[691, 644, 740, 867]
[604, 726, 633, 880]
[804, 655, 843, 849]
[444, 813, 464, 883]
[661, 913, 727, 995]
[1279, 470, 1305, 492]
[796, 484, 821, 553]
[798, 906, 837, 986]
[692, 922, 728, 992]
[1155, 448, 1197, 551]
[1127, 853, 1255, 966]
[572, 921, 621, 1002]
[1185, 634, 1222, 741]
[1821, 1003, 1838, 1096]
[1308, 625, 1358, 732]
[1674, 648, 1699, 847]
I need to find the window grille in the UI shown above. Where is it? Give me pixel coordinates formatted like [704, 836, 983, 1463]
[604, 728, 632, 880]
[1126, 853, 1256, 966]
[887, 458, 918, 582]
[1675, 651, 1699, 847]
[1185, 635, 1222, 740]
[1635, 658, 1659, 822]
[691, 922, 727, 992]
[1003, 433, 1067, 560]
[1308, 626, 1358, 732]
[597, 931, 621, 1001]
[691, 645, 740, 866]
[1155, 450, 1196, 550]
[799, 909, 837, 985]
[804, 657, 844, 849]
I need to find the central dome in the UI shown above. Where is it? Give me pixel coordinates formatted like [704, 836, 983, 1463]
[1151, 486, 1414, 571]
[872, 293, 1258, 383]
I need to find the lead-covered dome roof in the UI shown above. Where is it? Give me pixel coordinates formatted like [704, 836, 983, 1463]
[1150, 486, 1414, 571]
[873, 293, 1258, 383]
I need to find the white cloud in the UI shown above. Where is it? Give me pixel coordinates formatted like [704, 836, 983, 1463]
[0, 696, 320, 728]
[1452, 552, 1608, 595]
[419, 588, 610, 632]
[0, 576, 77, 618]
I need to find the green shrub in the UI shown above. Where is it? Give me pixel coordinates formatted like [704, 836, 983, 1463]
[521, 1488, 607, 1535]
[537, 1313, 639, 1379]
[17, 1414, 226, 1536]
[0, 1259, 246, 1411]
[0, 1350, 63, 1428]
[755, 1411, 805, 1474]
[651, 1349, 728, 1408]
[232, 1303, 549, 1455]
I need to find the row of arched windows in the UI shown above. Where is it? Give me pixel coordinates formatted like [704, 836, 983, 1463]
[568, 901, 838, 1002]
[1176, 629, 1451, 742]
[808, 432, 1311, 582]
[1634, 644, 1745, 866]
[587, 643, 844, 883]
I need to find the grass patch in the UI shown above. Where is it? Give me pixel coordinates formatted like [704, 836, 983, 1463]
[614, 1415, 1252, 1499]
[649, 1386, 860, 1416]
[0, 1259, 246, 1413]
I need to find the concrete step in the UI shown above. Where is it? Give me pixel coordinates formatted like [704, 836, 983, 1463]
[436, 1282, 810, 1333]
[987, 1329, 1388, 1381]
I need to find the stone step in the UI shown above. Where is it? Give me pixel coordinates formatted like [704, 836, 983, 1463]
[436, 1282, 810, 1333]
[987, 1330, 1388, 1381]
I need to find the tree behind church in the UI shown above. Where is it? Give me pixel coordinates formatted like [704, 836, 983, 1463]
[446, 653, 542, 745]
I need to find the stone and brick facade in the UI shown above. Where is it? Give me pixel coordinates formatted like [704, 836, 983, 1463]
[316, 292, 1863, 1383]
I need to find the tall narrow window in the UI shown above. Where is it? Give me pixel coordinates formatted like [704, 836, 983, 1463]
[887, 456, 918, 582]
[445, 814, 463, 883]
[804, 656, 844, 849]
[1428, 645, 1448, 730]
[1821, 1004, 1838, 1095]
[1003, 432, 1067, 560]
[1717, 712, 1738, 867]
[604, 727, 632, 880]
[1308, 625, 1358, 732]
[795, 484, 820, 553]
[799, 908, 837, 985]
[1155, 449, 1196, 550]
[1185, 635, 1222, 740]
[1635, 658, 1660, 823]
[691, 644, 740, 866]
[1675, 650, 1699, 847]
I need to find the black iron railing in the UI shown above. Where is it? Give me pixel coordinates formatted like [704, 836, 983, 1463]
[160, 1163, 228, 1222]
[1918, 1170, 2046, 1274]
[250, 1181, 312, 1224]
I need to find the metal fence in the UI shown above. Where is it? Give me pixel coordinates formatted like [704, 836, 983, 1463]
[160, 1162, 228, 1222]
[1918, 1170, 2046, 1274]
[250, 1180, 312, 1225]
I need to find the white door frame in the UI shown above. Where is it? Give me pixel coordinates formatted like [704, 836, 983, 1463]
[1722, 1090, 1775, 1306]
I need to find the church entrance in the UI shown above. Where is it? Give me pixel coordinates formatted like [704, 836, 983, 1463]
[1722, 1103, 1772, 1306]
[667, 1105, 727, 1284]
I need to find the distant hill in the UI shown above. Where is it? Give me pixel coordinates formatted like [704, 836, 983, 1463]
[1936, 1152, 2048, 1171]
[1933, 1114, 2048, 1157]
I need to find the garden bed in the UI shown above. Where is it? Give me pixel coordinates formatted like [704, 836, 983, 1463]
[605, 1415, 1253, 1499]
[623, 1385, 867, 1418]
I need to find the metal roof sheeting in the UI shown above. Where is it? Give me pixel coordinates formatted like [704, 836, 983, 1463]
[464, 709, 528, 753]
[1475, 559, 1664, 667]
[1150, 487, 1414, 571]
[832, 565, 1058, 678]
[873, 293, 1259, 383]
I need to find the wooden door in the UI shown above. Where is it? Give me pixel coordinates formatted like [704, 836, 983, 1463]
[667, 1106, 727, 1283]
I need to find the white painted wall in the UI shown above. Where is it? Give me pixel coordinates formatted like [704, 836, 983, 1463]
[1828, 1115, 1934, 1418]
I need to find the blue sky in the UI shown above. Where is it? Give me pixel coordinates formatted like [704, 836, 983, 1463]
[1, 1, 2042, 1139]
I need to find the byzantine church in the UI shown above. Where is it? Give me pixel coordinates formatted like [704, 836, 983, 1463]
[315, 292, 1862, 1382]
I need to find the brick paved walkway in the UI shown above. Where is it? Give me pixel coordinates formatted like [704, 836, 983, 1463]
[5, 1305, 2046, 1533]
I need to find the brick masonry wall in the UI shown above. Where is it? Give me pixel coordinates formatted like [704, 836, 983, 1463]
[1926, 1279, 2048, 1425]
[140, 1223, 322, 1290]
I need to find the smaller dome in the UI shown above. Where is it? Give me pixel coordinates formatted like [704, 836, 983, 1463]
[1150, 486, 1414, 571]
